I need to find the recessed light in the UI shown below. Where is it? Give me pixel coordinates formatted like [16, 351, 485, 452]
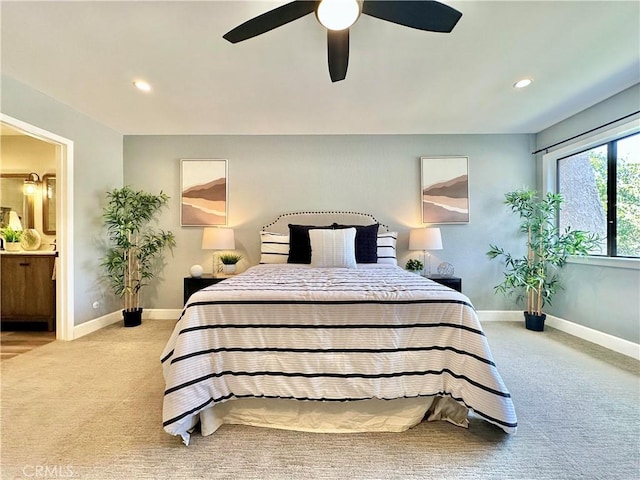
[513, 78, 533, 89]
[133, 80, 152, 92]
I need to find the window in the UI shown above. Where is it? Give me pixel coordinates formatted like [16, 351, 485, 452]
[557, 132, 640, 258]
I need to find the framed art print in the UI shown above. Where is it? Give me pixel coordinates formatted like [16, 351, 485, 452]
[421, 156, 469, 224]
[180, 159, 228, 226]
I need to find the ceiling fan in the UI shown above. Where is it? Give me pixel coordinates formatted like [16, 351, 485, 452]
[223, 0, 462, 83]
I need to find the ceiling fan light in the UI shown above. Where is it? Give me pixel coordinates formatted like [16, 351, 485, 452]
[317, 0, 361, 31]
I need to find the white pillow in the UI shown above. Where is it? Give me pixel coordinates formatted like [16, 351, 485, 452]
[259, 231, 289, 264]
[309, 228, 357, 268]
[377, 232, 398, 265]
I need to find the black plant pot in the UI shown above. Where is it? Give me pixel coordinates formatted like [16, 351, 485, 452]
[524, 311, 546, 332]
[123, 308, 143, 327]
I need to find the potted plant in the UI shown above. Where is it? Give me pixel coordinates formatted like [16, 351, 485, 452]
[1, 226, 22, 251]
[405, 258, 424, 274]
[487, 189, 599, 331]
[219, 253, 242, 274]
[102, 186, 176, 327]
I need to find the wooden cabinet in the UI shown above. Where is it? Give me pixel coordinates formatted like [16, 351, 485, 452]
[1, 254, 56, 331]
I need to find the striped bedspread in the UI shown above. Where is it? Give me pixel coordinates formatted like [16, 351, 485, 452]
[161, 264, 517, 443]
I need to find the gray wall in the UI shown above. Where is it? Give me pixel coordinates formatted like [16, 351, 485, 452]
[124, 134, 535, 311]
[1, 75, 124, 325]
[5, 72, 636, 344]
[535, 84, 640, 343]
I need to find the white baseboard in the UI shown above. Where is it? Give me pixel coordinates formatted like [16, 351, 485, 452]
[545, 314, 639, 360]
[72, 309, 180, 339]
[478, 310, 639, 360]
[72, 311, 121, 339]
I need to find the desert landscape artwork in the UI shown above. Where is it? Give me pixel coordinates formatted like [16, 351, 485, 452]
[421, 156, 469, 223]
[181, 159, 227, 226]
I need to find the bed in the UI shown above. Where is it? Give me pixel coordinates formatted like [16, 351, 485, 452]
[161, 212, 517, 445]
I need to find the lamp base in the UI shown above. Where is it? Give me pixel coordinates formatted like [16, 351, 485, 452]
[422, 251, 432, 277]
[212, 253, 220, 277]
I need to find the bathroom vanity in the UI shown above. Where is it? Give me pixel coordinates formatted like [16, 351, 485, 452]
[1, 251, 56, 331]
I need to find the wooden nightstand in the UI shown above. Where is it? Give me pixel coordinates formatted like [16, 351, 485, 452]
[183, 275, 229, 305]
[427, 275, 462, 293]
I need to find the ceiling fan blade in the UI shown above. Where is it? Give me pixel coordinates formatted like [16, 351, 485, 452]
[362, 0, 462, 33]
[327, 29, 349, 82]
[223, 1, 317, 43]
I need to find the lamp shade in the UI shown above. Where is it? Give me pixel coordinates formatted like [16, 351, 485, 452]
[8, 211, 23, 231]
[202, 227, 235, 250]
[409, 228, 442, 251]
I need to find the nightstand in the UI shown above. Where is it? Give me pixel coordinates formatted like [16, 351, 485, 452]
[183, 275, 228, 305]
[427, 275, 462, 293]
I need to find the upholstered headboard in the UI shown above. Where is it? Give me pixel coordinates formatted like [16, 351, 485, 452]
[262, 211, 389, 234]
[259, 211, 397, 266]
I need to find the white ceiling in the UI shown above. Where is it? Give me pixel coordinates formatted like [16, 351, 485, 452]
[1, 1, 639, 135]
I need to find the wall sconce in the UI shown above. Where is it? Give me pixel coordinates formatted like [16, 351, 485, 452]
[23, 173, 41, 195]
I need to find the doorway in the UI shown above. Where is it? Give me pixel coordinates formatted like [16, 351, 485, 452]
[0, 114, 74, 340]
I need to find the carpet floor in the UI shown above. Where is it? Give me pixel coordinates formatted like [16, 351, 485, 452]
[1, 320, 638, 480]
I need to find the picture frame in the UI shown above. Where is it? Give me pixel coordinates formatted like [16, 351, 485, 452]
[180, 159, 228, 226]
[421, 156, 469, 224]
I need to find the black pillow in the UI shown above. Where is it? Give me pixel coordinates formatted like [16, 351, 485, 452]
[332, 223, 379, 263]
[287, 224, 332, 264]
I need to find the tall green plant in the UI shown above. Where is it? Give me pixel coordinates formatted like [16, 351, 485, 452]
[487, 189, 599, 316]
[102, 186, 176, 312]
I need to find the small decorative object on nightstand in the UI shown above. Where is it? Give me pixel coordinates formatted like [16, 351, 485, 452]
[184, 274, 228, 305]
[437, 262, 455, 277]
[405, 258, 424, 274]
[428, 274, 462, 293]
[219, 253, 243, 275]
[189, 264, 204, 278]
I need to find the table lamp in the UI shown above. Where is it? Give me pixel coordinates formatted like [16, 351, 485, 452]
[202, 227, 235, 277]
[409, 227, 443, 276]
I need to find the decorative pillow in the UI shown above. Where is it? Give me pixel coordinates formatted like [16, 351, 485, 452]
[259, 231, 290, 264]
[331, 223, 379, 263]
[309, 228, 357, 268]
[287, 224, 332, 264]
[376, 232, 398, 265]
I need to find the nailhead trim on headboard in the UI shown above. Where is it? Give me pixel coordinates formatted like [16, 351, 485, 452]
[262, 211, 390, 232]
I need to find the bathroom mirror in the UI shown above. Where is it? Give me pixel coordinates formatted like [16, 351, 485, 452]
[42, 174, 56, 235]
[0, 173, 33, 229]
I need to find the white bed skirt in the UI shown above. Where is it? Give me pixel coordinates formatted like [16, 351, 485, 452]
[197, 396, 469, 438]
